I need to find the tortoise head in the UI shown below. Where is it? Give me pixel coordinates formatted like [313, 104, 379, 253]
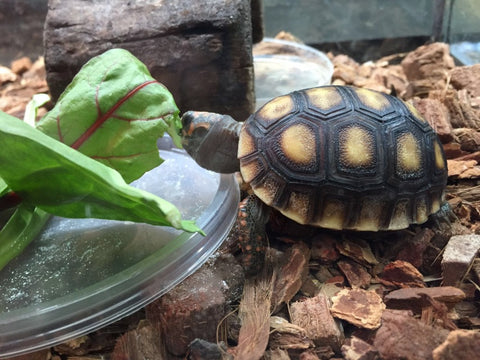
[181, 111, 243, 173]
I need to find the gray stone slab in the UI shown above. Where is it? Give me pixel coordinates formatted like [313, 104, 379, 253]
[44, 0, 256, 120]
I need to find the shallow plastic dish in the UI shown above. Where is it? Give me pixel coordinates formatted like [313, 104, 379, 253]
[0, 136, 239, 357]
[254, 38, 334, 109]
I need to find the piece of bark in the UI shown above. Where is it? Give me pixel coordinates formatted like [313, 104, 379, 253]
[447, 159, 480, 179]
[402, 42, 455, 82]
[264, 348, 291, 360]
[455, 150, 480, 162]
[269, 316, 315, 351]
[290, 293, 344, 352]
[271, 241, 311, 312]
[379, 260, 425, 288]
[396, 228, 435, 268]
[432, 329, 480, 360]
[449, 64, 480, 100]
[337, 260, 372, 289]
[442, 142, 467, 159]
[111, 320, 165, 360]
[44, 0, 254, 121]
[452, 128, 480, 152]
[384, 286, 466, 314]
[441, 234, 480, 286]
[313, 265, 336, 283]
[235, 275, 273, 360]
[336, 239, 378, 267]
[341, 336, 380, 360]
[373, 309, 449, 360]
[410, 97, 454, 143]
[300, 347, 335, 360]
[0, 66, 17, 84]
[310, 234, 340, 263]
[300, 275, 321, 297]
[2, 349, 51, 360]
[330, 288, 385, 330]
[10, 56, 32, 75]
[433, 89, 480, 130]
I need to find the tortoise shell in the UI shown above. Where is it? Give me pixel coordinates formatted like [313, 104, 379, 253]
[238, 86, 448, 231]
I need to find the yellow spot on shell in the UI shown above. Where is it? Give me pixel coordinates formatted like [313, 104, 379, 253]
[257, 95, 294, 121]
[281, 191, 311, 224]
[339, 126, 375, 168]
[416, 197, 428, 224]
[355, 198, 383, 231]
[240, 159, 261, 183]
[431, 197, 441, 213]
[281, 124, 316, 166]
[355, 88, 391, 112]
[397, 132, 421, 173]
[316, 199, 345, 230]
[305, 87, 343, 111]
[238, 126, 255, 159]
[252, 176, 279, 206]
[434, 141, 446, 170]
[388, 200, 410, 230]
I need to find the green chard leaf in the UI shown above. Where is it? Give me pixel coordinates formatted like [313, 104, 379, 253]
[0, 112, 203, 234]
[37, 48, 183, 183]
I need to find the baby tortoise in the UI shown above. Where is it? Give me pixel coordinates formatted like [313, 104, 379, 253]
[181, 86, 448, 272]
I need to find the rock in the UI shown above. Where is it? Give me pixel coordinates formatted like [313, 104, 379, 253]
[379, 260, 425, 288]
[384, 286, 466, 313]
[187, 339, 228, 360]
[330, 288, 385, 330]
[432, 329, 480, 360]
[44, 0, 255, 121]
[373, 309, 449, 360]
[441, 234, 480, 286]
[146, 253, 244, 356]
[341, 336, 380, 360]
[290, 293, 344, 352]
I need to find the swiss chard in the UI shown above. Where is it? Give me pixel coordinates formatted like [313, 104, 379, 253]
[0, 49, 203, 271]
[0, 112, 202, 232]
[37, 48, 182, 183]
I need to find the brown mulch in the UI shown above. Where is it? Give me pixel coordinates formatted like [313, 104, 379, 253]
[1, 41, 480, 360]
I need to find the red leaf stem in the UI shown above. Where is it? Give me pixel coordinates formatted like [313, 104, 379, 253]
[70, 80, 158, 150]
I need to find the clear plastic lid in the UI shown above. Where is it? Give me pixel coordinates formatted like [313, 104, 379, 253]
[254, 37, 334, 109]
[0, 136, 239, 357]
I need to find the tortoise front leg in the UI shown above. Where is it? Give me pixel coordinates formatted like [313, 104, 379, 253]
[234, 194, 271, 276]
